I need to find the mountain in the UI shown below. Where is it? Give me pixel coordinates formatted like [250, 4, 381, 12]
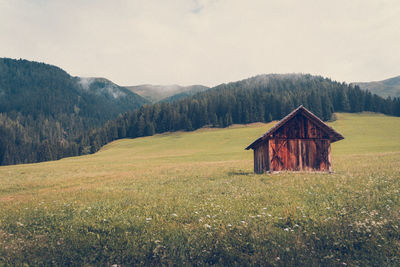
[126, 84, 209, 102]
[0, 58, 148, 122]
[75, 77, 150, 118]
[0, 58, 149, 165]
[353, 75, 400, 98]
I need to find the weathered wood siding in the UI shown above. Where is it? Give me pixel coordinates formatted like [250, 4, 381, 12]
[268, 139, 331, 172]
[254, 141, 269, 174]
[272, 113, 330, 139]
[252, 113, 332, 173]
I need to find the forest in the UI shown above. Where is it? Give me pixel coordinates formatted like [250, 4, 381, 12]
[0, 58, 148, 165]
[1, 60, 400, 166]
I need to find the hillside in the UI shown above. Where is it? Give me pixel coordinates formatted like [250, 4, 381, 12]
[353, 75, 400, 98]
[81, 74, 400, 155]
[0, 113, 399, 265]
[0, 58, 149, 165]
[126, 84, 209, 102]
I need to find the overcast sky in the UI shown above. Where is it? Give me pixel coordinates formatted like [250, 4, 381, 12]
[1, 0, 399, 87]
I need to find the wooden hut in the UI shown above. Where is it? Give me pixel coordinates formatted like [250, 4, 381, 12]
[245, 105, 344, 173]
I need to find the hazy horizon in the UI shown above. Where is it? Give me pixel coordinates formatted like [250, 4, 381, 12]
[1, 0, 399, 87]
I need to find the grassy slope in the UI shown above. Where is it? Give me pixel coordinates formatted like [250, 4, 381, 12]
[0, 113, 399, 265]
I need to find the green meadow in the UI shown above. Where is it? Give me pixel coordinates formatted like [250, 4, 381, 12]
[0, 113, 399, 266]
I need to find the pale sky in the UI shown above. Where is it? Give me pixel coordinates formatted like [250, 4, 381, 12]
[1, 0, 399, 87]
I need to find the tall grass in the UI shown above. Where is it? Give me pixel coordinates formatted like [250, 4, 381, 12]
[0, 113, 399, 265]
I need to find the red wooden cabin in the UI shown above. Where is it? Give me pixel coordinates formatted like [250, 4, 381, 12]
[246, 105, 344, 173]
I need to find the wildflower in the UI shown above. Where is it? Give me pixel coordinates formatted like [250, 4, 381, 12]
[227, 224, 232, 227]
[172, 213, 178, 217]
[284, 228, 289, 232]
[240, 221, 246, 224]
[275, 256, 280, 261]
[16, 222, 24, 227]
[204, 224, 211, 229]
[146, 218, 152, 221]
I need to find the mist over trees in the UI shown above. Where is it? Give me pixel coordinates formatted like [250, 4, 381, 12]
[0, 58, 148, 165]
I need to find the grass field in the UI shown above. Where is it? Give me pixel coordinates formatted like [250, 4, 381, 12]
[0, 113, 399, 266]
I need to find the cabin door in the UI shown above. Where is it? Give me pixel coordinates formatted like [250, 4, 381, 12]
[299, 139, 331, 171]
[269, 139, 287, 171]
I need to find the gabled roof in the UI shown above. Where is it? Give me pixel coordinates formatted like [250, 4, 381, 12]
[245, 105, 344, 150]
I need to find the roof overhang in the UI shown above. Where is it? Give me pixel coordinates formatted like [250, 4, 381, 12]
[245, 105, 344, 150]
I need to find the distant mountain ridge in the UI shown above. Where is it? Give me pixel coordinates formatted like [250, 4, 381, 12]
[353, 75, 400, 98]
[126, 84, 209, 102]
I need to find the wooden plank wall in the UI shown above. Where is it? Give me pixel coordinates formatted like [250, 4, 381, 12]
[254, 141, 269, 173]
[273, 113, 330, 140]
[268, 139, 331, 172]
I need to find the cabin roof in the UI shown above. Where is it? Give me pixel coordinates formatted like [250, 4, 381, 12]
[245, 105, 344, 150]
